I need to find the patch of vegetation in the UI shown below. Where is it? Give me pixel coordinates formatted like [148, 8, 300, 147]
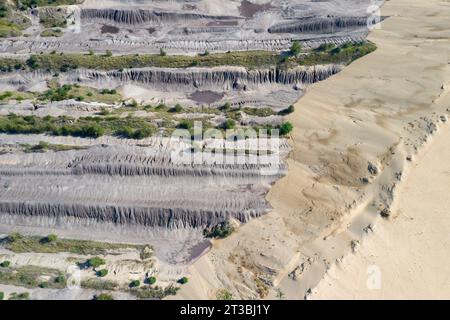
[278, 105, 295, 115]
[169, 103, 183, 113]
[40, 28, 63, 37]
[0, 90, 34, 102]
[216, 289, 233, 300]
[93, 293, 114, 300]
[289, 40, 302, 56]
[1, 41, 376, 74]
[21, 141, 88, 153]
[254, 277, 269, 298]
[1, 233, 143, 255]
[129, 280, 140, 288]
[203, 220, 235, 239]
[296, 41, 377, 66]
[0, 2, 31, 38]
[85, 257, 105, 269]
[96, 269, 108, 277]
[242, 107, 274, 117]
[38, 84, 121, 104]
[22, 50, 282, 71]
[0, 260, 10, 268]
[0, 113, 156, 139]
[0, 291, 3, 300]
[145, 276, 156, 285]
[81, 278, 118, 291]
[130, 285, 179, 300]
[0, 58, 26, 72]
[0, 265, 66, 289]
[177, 277, 188, 285]
[8, 292, 29, 300]
[39, 7, 67, 28]
[279, 121, 293, 136]
[221, 119, 236, 130]
[16, 0, 84, 10]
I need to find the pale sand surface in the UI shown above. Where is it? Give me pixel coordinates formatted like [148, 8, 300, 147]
[175, 0, 450, 300]
[312, 123, 450, 299]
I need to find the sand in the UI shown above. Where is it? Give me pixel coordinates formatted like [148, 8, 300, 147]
[312, 122, 450, 299]
[176, 0, 450, 300]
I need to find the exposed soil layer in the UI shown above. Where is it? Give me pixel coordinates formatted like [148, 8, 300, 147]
[239, 0, 274, 18]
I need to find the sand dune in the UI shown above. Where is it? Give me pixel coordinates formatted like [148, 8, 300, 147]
[312, 121, 450, 299]
[177, 0, 450, 300]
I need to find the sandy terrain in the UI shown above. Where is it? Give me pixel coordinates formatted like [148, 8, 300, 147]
[312, 122, 450, 299]
[176, 0, 450, 300]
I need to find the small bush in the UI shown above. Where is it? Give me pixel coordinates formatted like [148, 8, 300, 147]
[0, 292, 4, 300]
[178, 277, 188, 285]
[0, 260, 11, 268]
[7, 232, 23, 243]
[93, 293, 114, 300]
[145, 276, 156, 285]
[96, 269, 108, 277]
[279, 122, 293, 136]
[278, 105, 295, 115]
[221, 102, 231, 111]
[169, 104, 183, 113]
[203, 220, 235, 239]
[216, 289, 233, 300]
[290, 40, 302, 56]
[177, 120, 192, 130]
[54, 275, 66, 285]
[45, 234, 57, 243]
[222, 119, 236, 130]
[8, 292, 29, 300]
[159, 48, 166, 56]
[86, 257, 106, 269]
[129, 280, 140, 288]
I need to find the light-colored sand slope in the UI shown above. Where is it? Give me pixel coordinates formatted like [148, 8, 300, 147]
[312, 122, 450, 299]
[176, 0, 450, 300]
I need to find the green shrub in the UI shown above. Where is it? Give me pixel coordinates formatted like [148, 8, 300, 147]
[290, 40, 302, 56]
[222, 119, 236, 130]
[0, 260, 11, 268]
[177, 120, 192, 130]
[86, 257, 106, 269]
[145, 276, 156, 285]
[131, 285, 179, 299]
[54, 275, 66, 285]
[81, 278, 118, 290]
[221, 102, 231, 111]
[0, 292, 4, 300]
[96, 269, 108, 277]
[93, 293, 114, 300]
[76, 124, 104, 138]
[169, 104, 183, 113]
[278, 122, 293, 136]
[8, 292, 29, 300]
[129, 280, 140, 288]
[216, 289, 233, 300]
[45, 234, 57, 243]
[203, 220, 235, 239]
[7, 232, 23, 243]
[278, 105, 295, 115]
[178, 277, 188, 285]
